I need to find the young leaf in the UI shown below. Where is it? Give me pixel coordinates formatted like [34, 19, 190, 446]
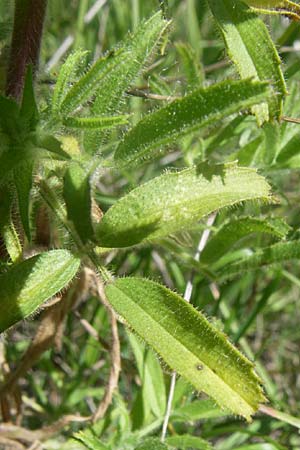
[114, 79, 269, 167]
[96, 162, 272, 248]
[60, 12, 169, 117]
[14, 161, 34, 241]
[0, 250, 80, 333]
[244, 0, 300, 20]
[135, 438, 170, 450]
[63, 114, 129, 130]
[51, 49, 88, 115]
[218, 240, 300, 279]
[63, 162, 94, 244]
[105, 278, 266, 420]
[201, 217, 290, 264]
[207, 0, 287, 124]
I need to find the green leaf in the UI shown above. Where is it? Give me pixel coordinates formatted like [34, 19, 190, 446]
[218, 240, 300, 279]
[166, 434, 212, 450]
[173, 399, 228, 421]
[175, 42, 204, 91]
[33, 134, 72, 160]
[0, 186, 22, 262]
[73, 430, 110, 450]
[114, 79, 269, 167]
[51, 49, 88, 116]
[207, 0, 287, 124]
[63, 114, 129, 130]
[105, 278, 266, 420]
[128, 332, 166, 424]
[244, 0, 300, 20]
[63, 162, 94, 244]
[0, 95, 19, 136]
[0, 250, 80, 333]
[201, 217, 290, 264]
[96, 162, 272, 248]
[20, 65, 39, 132]
[14, 161, 34, 241]
[135, 438, 170, 450]
[60, 12, 169, 117]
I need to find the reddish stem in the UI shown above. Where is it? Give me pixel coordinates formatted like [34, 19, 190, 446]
[6, 0, 47, 101]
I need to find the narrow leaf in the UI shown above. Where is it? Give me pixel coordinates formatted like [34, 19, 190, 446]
[63, 114, 129, 130]
[51, 50, 88, 115]
[135, 438, 170, 450]
[20, 65, 39, 132]
[218, 240, 300, 279]
[96, 162, 272, 248]
[201, 217, 290, 264]
[207, 0, 287, 123]
[0, 250, 80, 332]
[105, 278, 266, 420]
[0, 186, 22, 262]
[63, 163, 94, 244]
[166, 435, 212, 450]
[60, 12, 169, 116]
[114, 79, 269, 167]
[14, 161, 33, 241]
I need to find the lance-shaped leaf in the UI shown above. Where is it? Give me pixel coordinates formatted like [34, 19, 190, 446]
[96, 162, 272, 248]
[166, 435, 212, 450]
[60, 12, 169, 117]
[0, 250, 80, 333]
[218, 240, 300, 280]
[244, 0, 300, 20]
[114, 79, 269, 167]
[105, 278, 266, 420]
[135, 438, 169, 450]
[63, 114, 129, 130]
[201, 217, 290, 264]
[14, 160, 34, 241]
[207, 0, 287, 124]
[63, 163, 94, 244]
[51, 49, 88, 116]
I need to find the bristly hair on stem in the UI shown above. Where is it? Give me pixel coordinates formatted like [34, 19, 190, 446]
[6, 0, 47, 101]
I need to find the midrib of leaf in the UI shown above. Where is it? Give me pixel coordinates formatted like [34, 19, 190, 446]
[114, 79, 269, 166]
[106, 278, 266, 420]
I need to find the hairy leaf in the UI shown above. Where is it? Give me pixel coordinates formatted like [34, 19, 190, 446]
[201, 217, 290, 264]
[0, 186, 22, 262]
[218, 240, 300, 279]
[63, 114, 129, 130]
[60, 12, 169, 117]
[51, 49, 88, 115]
[207, 0, 287, 124]
[14, 161, 33, 241]
[135, 438, 169, 450]
[114, 79, 269, 167]
[166, 435, 212, 450]
[0, 250, 80, 332]
[96, 162, 272, 248]
[105, 278, 266, 420]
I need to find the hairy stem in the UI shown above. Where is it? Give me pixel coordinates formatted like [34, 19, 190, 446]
[6, 0, 47, 100]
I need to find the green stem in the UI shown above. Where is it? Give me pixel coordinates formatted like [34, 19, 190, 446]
[38, 179, 112, 283]
[6, 0, 48, 100]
